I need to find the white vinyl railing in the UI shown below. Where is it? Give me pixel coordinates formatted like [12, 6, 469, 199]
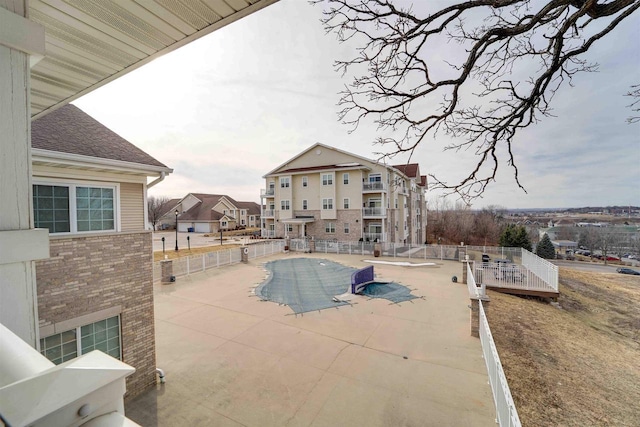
[304, 240, 462, 260]
[153, 241, 285, 281]
[479, 301, 522, 427]
[467, 262, 485, 298]
[521, 248, 558, 291]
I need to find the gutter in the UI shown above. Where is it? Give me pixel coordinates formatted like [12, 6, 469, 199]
[147, 171, 167, 189]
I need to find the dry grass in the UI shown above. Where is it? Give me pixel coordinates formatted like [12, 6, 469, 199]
[153, 244, 241, 262]
[485, 269, 640, 426]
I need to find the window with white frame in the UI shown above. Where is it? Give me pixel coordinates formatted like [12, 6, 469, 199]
[39, 315, 121, 365]
[322, 198, 333, 210]
[241, 209, 246, 216]
[395, 198, 398, 209]
[343, 198, 350, 209]
[281, 200, 290, 210]
[280, 177, 290, 188]
[343, 173, 349, 185]
[221, 220, 228, 228]
[344, 223, 350, 233]
[286, 224, 293, 232]
[321, 174, 333, 186]
[302, 199, 308, 210]
[325, 222, 335, 233]
[33, 183, 116, 234]
[302, 176, 308, 187]
[241, 219, 246, 225]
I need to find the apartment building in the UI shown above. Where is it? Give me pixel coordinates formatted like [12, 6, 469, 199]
[31, 104, 172, 399]
[261, 143, 427, 243]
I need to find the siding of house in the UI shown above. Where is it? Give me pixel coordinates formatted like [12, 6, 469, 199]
[36, 232, 156, 400]
[121, 182, 144, 231]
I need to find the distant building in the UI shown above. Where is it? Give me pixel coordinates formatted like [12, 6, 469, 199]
[159, 193, 260, 232]
[260, 143, 427, 243]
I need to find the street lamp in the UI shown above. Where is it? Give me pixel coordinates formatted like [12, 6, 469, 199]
[174, 209, 179, 251]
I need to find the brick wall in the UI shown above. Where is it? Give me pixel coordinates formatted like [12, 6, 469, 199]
[35, 231, 156, 400]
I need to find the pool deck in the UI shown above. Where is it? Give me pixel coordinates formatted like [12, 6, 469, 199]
[125, 253, 496, 426]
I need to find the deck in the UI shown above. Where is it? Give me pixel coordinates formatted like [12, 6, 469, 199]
[475, 263, 560, 299]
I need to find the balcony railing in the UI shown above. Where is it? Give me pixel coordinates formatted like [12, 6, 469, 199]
[363, 207, 386, 217]
[362, 182, 387, 192]
[263, 209, 275, 218]
[261, 188, 275, 197]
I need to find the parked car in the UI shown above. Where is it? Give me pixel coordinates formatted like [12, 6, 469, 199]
[616, 267, 640, 275]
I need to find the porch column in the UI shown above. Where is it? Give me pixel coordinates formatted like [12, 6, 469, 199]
[0, 3, 48, 347]
[300, 223, 305, 238]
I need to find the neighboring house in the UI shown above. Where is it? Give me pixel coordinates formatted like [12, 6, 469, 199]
[158, 193, 261, 232]
[260, 143, 427, 243]
[31, 104, 173, 399]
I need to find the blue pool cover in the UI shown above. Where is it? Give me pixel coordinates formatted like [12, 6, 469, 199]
[256, 258, 418, 314]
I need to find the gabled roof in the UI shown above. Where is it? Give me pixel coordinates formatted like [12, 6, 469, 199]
[264, 143, 381, 177]
[392, 163, 420, 178]
[32, 105, 168, 169]
[419, 175, 427, 187]
[158, 199, 181, 218]
[276, 163, 368, 175]
[176, 193, 260, 222]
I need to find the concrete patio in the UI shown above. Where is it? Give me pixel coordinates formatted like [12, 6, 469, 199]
[125, 253, 495, 426]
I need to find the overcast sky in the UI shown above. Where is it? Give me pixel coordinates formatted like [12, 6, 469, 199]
[74, 0, 640, 209]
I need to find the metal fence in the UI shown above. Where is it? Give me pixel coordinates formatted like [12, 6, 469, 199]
[294, 240, 462, 260]
[153, 240, 285, 282]
[479, 301, 522, 427]
[521, 248, 559, 292]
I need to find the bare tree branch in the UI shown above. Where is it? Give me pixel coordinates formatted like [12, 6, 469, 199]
[314, 0, 640, 202]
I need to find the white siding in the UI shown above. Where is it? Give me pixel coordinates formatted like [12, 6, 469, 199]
[121, 182, 144, 232]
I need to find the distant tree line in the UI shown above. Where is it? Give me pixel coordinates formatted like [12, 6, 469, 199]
[426, 200, 534, 249]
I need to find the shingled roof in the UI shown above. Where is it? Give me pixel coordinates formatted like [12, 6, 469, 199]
[177, 194, 260, 222]
[32, 104, 168, 168]
[392, 163, 420, 178]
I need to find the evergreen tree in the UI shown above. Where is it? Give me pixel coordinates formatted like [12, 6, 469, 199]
[536, 233, 556, 259]
[499, 224, 532, 251]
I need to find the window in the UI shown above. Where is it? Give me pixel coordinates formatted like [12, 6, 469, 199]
[322, 198, 333, 210]
[281, 200, 290, 210]
[286, 224, 293, 232]
[369, 173, 381, 182]
[302, 176, 308, 187]
[343, 173, 350, 185]
[322, 174, 333, 186]
[302, 199, 308, 210]
[280, 177, 290, 188]
[343, 198, 350, 209]
[40, 316, 121, 365]
[325, 222, 335, 233]
[241, 209, 246, 216]
[344, 223, 350, 233]
[241, 219, 246, 225]
[33, 183, 116, 234]
[395, 198, 398, 209]
[221, 220, 227, 228]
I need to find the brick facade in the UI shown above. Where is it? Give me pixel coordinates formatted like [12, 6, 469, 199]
[35, 231, 156, 400]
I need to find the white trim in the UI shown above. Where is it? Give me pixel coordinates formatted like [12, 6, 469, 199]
[32, 178, 121, 235]
[32, 148, 172, 176]
[0, 7, 46, 67]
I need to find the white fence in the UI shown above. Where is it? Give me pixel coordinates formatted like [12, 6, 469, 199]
[153, 240, 285, 282]
[479, 301, 522, 427]
[296, 240, 461, 260]
[467, 262, 486, 298]
[521, 248, 558, 292]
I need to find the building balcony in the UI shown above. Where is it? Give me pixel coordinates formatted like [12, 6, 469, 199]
[261, 188, 275, 198]
[263, 209, 275, 218]
[362, 182, 387, 193]
[363, 207, 386, 218]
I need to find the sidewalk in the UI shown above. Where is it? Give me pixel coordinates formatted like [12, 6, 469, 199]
[125, 253, 495, 426]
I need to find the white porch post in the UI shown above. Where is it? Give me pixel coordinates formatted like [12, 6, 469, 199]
[0, 2, 48, 347]
[301, 222, 305, 238]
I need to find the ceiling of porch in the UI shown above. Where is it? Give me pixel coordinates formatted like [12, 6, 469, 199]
[28, 0, 279, 119]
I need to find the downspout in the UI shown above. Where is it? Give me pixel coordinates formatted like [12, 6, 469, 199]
[145, 172, 167, 230]
[147, 171, 167, 189]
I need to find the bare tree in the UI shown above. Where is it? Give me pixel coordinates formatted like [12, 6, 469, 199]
[317, 0, 640, 201]
[148, 195, 171, 230]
